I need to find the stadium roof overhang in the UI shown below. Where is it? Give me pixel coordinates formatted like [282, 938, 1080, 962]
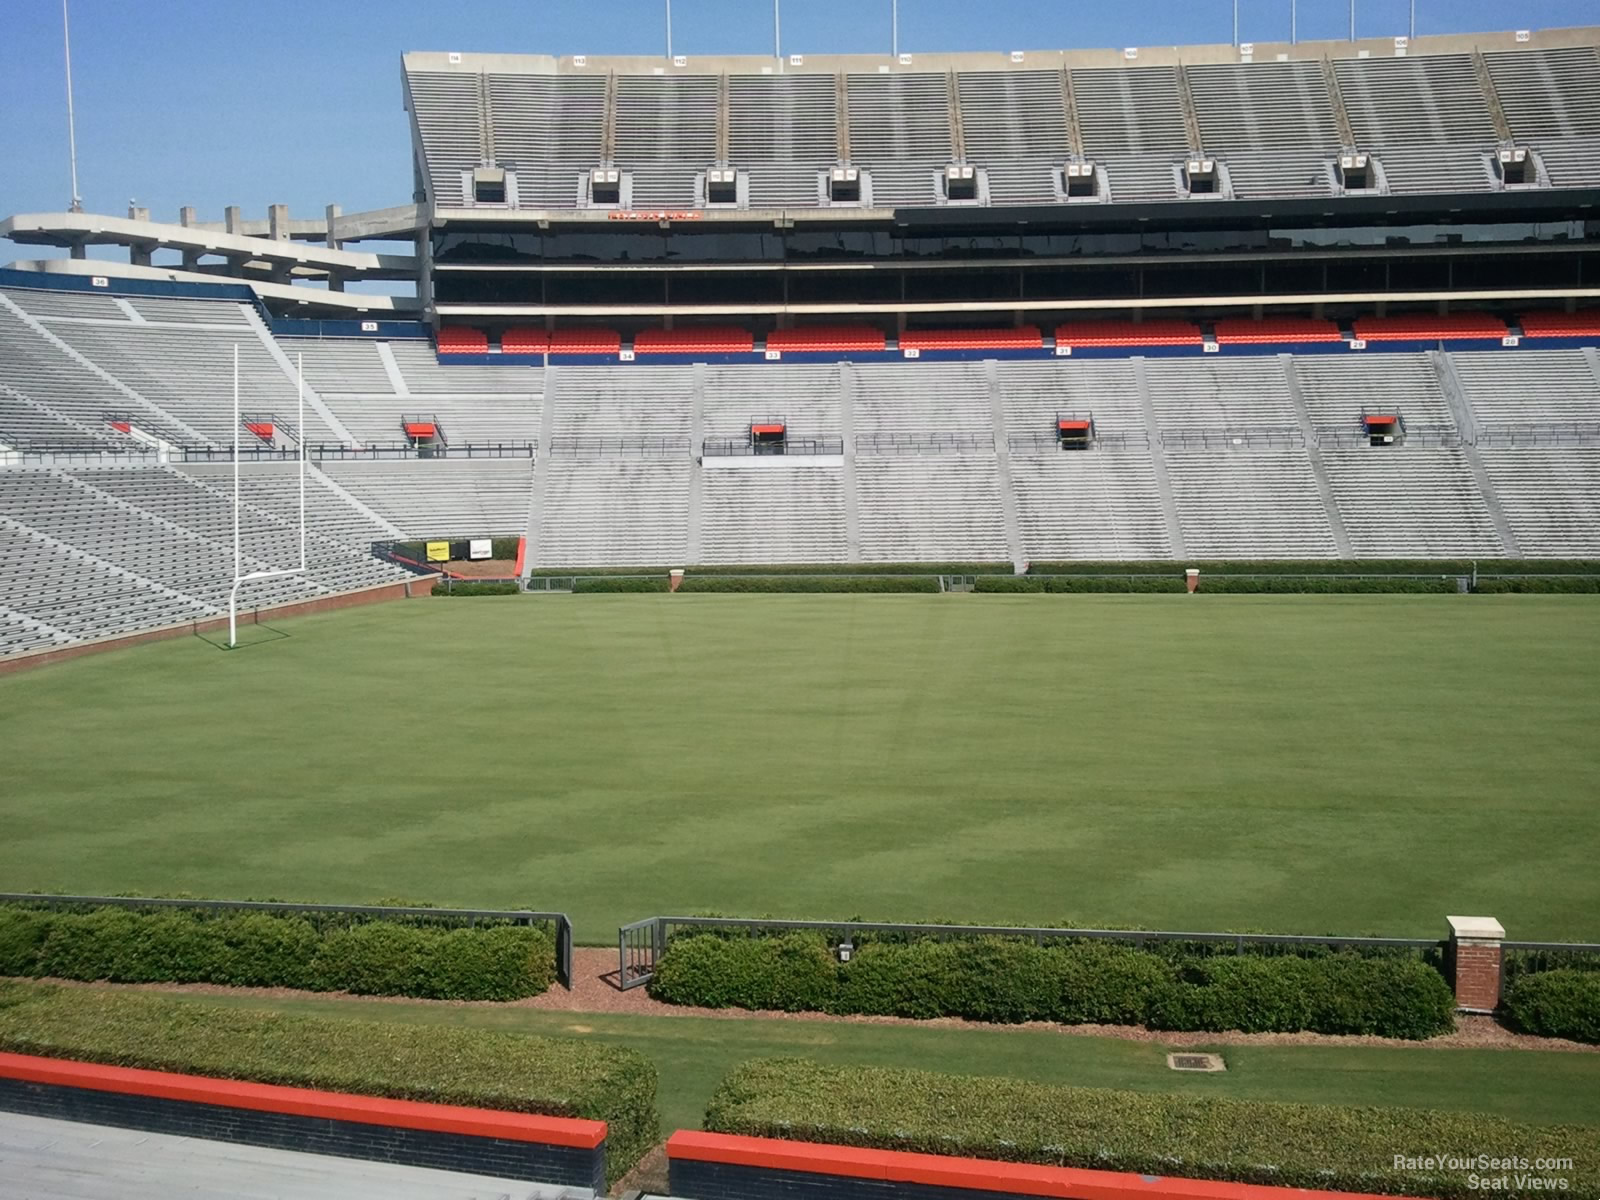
[3, 257, 423, 316]
[1, 211, 420, 282]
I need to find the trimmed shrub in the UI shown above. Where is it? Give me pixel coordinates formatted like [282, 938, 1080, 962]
[1474, 576, 1600, 594]
[648, 933, 1455, 1038]
[1025, 559, 1600, 577]
[677, 575, 940, 594]
[312, 923, 555, 1001]
[0, 909, 53, 977]
[704, 1058, 1600, 1200]
[432, 580, 519, 596]
[571, 576, 670, 593]
[0, 981, 657, 1183]
[5, 904, 556, 1002]
[647, 932, 835, 1011]
[1199, 576, 1458, 594]
[1503, 969, 1600, 1043]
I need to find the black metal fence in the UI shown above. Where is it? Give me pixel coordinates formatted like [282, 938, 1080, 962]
[1501, 939, 1600, 990]
[0, 893, 573, 990]
[615, 914, 1444, 991]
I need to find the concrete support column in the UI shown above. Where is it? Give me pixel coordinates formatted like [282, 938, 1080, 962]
[268, 204, 290, 241]
[179, 206, 197, 227]
[130, 243, 154, 268]
[128, 205, 150, 222]
[225, 206, 242, 235]
[324, 203, 342, 249]
[69, 242, 87, 260]
[1447, 915, 1505, 1013]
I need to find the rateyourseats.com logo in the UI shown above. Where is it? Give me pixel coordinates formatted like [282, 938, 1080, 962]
[1394, 1155, 1576, 1191]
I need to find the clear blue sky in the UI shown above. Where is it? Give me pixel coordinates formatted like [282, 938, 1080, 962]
[1, 0, 1595, 264]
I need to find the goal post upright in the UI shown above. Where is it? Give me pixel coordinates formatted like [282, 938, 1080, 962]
[227, 347, 309, 649]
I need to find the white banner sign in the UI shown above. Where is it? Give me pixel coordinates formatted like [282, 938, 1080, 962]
[469, 539, 492, 560]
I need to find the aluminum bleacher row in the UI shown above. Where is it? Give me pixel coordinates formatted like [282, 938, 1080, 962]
[404, 41, 1600, 211]
[3, 282, 1600, 656]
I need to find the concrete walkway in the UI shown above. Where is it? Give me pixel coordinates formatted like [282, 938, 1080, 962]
[0, 1111, 593, 1200]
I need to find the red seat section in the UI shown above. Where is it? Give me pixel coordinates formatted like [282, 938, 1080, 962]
[899, 326, 1043, 350]
[766, 325, 888, 352]
[1353, 313, 1507, 341]
[501, 327, 550, 354]
[437, 327, 488, 355]
[1518, 310, 1600, 338]
[549, 328, 623, 354]
[1054, 319, 1204, 347]
[633, 326, 756, 355]
[1213, 316, 1342, 344]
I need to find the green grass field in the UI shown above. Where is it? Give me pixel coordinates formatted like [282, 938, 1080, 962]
[181, 990, 1600, 1132]
[3, 594, 1597, 941]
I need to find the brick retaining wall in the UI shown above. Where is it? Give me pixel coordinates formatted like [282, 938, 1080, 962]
[667, 1131, 1417, 1200]
[0, 1051, 606, 1191]
[0, 576, 436, 676]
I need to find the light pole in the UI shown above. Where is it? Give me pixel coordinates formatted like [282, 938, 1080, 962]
[62, 0, 82, 212]
[892, 0, 899, 58]
[665, 0, 673, 59]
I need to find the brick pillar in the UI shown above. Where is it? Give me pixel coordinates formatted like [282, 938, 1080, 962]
[1447, 915, 1505, 1013]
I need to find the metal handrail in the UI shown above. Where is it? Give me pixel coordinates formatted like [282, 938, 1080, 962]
[703, 436, 844, 457]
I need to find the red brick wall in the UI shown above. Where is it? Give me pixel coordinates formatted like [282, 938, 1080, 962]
[1452, 942, 1503, 1012]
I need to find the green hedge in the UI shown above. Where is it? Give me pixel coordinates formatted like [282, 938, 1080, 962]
[678, 576, 940, 594]
[432, 580, 520, 596]
[704, 1058, 1600, 1200]
[1503, 969, 1600, 1044]
[1024, 559, 1600, 576]
[1474, 577, 1600, 594]
[0, 906, 555, 1001]
[976, 576, 1185, 594]
[648, 933, 1455, 1038]
[571, 577, 670, 593]
[0, 981, 656, 1183]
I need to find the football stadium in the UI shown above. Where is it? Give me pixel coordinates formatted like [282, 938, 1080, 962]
[1, 5, 1599, 1197]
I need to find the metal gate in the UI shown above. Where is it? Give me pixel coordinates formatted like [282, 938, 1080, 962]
[618, 917, 663, 990]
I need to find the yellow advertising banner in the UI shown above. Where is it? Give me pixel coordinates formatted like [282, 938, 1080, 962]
[426, 541, 450, 563]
